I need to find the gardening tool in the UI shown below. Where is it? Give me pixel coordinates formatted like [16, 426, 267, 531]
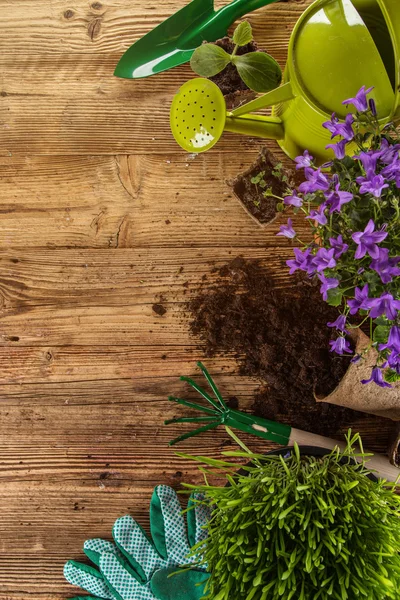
[64, 485, 211, 600]
[166, 362, 400, 482]
[114, 0, 279, 79]
[170, 0, 400, 162]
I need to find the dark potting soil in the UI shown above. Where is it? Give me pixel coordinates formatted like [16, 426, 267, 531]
[188, 257, 367, 437]
[231, 147, 298, 225]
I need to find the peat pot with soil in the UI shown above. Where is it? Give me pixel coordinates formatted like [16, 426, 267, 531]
[184, 432, 400, 600]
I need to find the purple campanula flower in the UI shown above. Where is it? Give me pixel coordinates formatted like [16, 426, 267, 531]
[284, 192, 303, 208]
[355, 150, 379, 176]
[323, 113, 355, 141]
[370, 248, 400, 284]
[327, 314, 349, 334]
[356, 173, 389, 198]
[352, 219, 388, 259]
[305, 205, 328, 226]
[286, 248, 313, 274]
[382, 157, 400, 181]
[299, 168, 330, 194]
[377, 138, 400, 165]
[361, 366, 392, 388]
[369, 98, 377, 117]
[294, 150, 313, 170]
[326, 139, 347, 159]
[329, 336, 353, 355]
[378, 326, 400, 352]
[277, 218, 296, 239]
[312, 247, 337, 272]
[369, 292, 400, 321]
[387, 350, 400, 374]
[351, 354, 362, 364]
[342, 85, 374, 112]
[329, 235, 349, 258]
[325, 183, 353, 214]
[318, 274, 339, 301]
[347, 284, 374, 314]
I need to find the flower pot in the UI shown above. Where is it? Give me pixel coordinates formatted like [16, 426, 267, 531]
[316, 329, 400, 420]
[229, 147, 296, 227]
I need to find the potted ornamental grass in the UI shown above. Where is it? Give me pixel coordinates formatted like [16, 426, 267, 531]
[183, 429, 400, 600]
[275, 86, 400, 418]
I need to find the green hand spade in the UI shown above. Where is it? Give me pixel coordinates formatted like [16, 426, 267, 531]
[114, 0, 279, 79]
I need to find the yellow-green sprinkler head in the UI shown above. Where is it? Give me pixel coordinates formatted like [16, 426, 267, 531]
[170, 78, 227, 153]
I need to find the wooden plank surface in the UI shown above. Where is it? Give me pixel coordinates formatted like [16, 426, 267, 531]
[0, 0, 309, 156]
[0, 0, 392, 598]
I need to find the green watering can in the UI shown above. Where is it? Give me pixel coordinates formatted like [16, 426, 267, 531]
[170, 0, 400, 162]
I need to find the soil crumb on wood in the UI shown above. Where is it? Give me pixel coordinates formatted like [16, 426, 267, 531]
[188, 257, 367, 437]
[152, 303, 167, 316]
[231, 147, 297, 225]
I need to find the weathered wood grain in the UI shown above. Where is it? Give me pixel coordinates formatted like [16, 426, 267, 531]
[0, 153, 308, 249]
[0, 248, 294, 347]
[0, 0, 309, 55]
[0, 0, 312, 155]
[0, 0, 393, 598]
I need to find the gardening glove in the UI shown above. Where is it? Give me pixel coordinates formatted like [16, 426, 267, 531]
[64, 485, 210, 600]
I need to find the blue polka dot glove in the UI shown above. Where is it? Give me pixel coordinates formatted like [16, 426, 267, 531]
[64, 485, 210, 600]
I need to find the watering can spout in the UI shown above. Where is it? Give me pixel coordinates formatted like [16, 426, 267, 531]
[225, 114, 284, 141]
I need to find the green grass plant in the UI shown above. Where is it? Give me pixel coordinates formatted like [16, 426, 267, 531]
[182, 430, 400, 600]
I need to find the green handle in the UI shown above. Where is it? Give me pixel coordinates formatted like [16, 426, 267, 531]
[166, 363, 291, 447]
[225, 113, 284, 140]
[225, 408, 291, 445]
[217, 0, 280, 24]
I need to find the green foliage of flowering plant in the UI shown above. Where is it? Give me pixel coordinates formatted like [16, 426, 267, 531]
[182, 430, 400, 600]
[190, 21, 282, 93]
[276, 87, 400, 387]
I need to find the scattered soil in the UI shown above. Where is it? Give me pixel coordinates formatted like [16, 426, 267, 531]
[152, 303, 167, 316]
[188, 257, 369, 437]
[231, 147, 297, 225]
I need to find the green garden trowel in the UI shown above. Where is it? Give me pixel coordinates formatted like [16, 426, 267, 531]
[114, 0, 279, 79]
[170, 0, 400, 162]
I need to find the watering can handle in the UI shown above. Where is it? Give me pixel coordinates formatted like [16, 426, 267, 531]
[218, 0, 280, 23]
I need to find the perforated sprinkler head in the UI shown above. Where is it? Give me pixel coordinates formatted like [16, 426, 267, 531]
[170, 78, 226, 153]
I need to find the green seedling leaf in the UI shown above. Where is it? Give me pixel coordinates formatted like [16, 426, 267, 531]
[385, 369, 400, 384]
[232, 52, 282, 93]
[232, 21, 253, 47]
[190, 44, 231, 78]
[326, 287, 343, 307]
[373, 325, 390, 344]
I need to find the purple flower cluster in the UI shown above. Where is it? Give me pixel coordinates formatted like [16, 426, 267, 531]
[276, 86, 400, 387]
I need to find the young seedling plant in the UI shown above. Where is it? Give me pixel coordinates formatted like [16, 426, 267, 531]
[190, 21, 282, 93]
[251, 163, 292, 208]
